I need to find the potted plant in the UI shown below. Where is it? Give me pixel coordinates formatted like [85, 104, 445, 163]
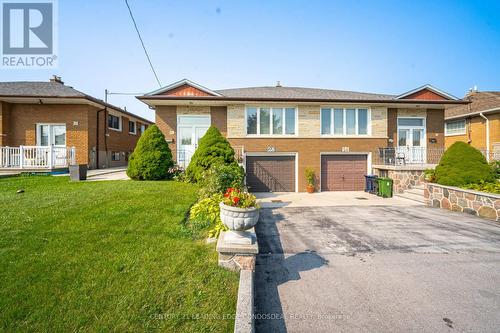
[219, 188, 259, 244]
[305, 168, 315, 193]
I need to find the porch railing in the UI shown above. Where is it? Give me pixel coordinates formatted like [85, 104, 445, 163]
[374, 147, 445, 166]
[176, 145, 245, 170]
[0, 146, 76, 169]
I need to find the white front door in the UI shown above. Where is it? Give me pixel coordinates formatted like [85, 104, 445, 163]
[177, 116, 210, 168]
[397, 118, 426, 164]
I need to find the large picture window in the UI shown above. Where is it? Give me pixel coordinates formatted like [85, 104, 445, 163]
[445, 119, 466, 136]
[321, 107, 370, 136]
[246, 107, 296, 135]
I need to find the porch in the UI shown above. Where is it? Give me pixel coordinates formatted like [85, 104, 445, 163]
[0, 146, 76, 171]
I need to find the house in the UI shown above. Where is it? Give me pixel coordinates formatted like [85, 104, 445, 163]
[445, 90, 500, 161]
[0, 76, 153, 170]
[138, 79, 466, 192]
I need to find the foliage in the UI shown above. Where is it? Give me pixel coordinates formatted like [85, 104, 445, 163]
[189, 194, 223, 230]
[222, 188, 258, 208]
[434, 142, 494, 186]
[490, 160, 500, 179]
[185, 126, 239, 183]
[169, 165, 186, 182]
[198, 163, 245, 198]
[0, 176, 238, 332]
[305, 168, 315, 186]
[463, 181, 500, 194]
[424, 168, 436, 182]
[127, 125, 173, 180]
[207, 220, 228, 239]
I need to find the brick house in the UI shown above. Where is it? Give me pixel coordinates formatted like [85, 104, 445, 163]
[0, 76, 153, 170]
[138, 79, 466, 192]
[445, 90, 500, 161]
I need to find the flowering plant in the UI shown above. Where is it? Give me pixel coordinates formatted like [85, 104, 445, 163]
[222, 188, 258, 208]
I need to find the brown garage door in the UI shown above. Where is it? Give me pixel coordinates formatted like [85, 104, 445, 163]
[321, 155, 367, 191]
[246, 156, 295, 192]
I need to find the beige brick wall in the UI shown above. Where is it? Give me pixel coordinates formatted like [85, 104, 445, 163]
[227, 104, 245, 137]
[177, 106, 210, 115]
[371, 107, 387, 137]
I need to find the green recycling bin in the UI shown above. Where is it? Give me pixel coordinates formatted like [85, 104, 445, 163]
[377, 177, 393, 198]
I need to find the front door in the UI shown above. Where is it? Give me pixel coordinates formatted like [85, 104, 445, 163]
[177, 116, 210, 168]
[397, 118, 426, 164]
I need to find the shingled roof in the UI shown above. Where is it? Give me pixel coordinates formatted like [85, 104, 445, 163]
[214, 86, 395, 100]
[446, 91, 500, 119]
[0, 81, 86, 97]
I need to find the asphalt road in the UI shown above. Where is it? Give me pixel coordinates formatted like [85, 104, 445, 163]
[254, 205, 500, 333]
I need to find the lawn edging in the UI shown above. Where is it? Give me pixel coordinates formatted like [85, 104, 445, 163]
[424, 182, 500, 221]
[234, 270, 255, 333]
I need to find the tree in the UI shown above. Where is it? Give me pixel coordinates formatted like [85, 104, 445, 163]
[434, 142, 494, 186]
[127, 125, 173, 180]
[185, 126, 238, 182]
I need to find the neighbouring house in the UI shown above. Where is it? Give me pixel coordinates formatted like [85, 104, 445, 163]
[138, 79, 466, 193]
[445, 89, 500, 161]
[0, 76, 153, 171]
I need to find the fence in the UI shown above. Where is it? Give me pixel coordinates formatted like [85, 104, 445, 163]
[0, 146, 76, 169]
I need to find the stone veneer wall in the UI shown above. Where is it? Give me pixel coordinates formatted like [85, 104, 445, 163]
[373, 168, 425, 193]
[424, 183, 500, 221]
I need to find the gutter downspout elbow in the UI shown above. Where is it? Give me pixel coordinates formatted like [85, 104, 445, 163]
[479, 112, 490, 162]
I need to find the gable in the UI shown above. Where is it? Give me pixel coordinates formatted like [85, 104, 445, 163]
[158, 83, 214, 97]
[401, 88, 449, 101]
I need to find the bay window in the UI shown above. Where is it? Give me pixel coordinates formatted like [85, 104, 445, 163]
[246, 107, 296, 135]
[321, 107, 370, 136]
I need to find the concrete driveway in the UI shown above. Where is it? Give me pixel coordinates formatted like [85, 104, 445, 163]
[254, 201, 500, 332]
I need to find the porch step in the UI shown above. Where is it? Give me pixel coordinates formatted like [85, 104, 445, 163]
[396, 188, 425, 204]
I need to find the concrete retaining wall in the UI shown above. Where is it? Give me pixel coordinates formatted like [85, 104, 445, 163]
[424, 183, 500, 221]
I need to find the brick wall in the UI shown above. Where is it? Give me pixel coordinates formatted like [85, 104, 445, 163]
[155, 106, 177, 158]
[0, 102, 12, 146]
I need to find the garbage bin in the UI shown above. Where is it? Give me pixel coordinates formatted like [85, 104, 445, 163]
[364, 175, 378, 193]
[371, 176, 379, 195]
[69, 164, 87, 181]
[377, 177, 393, 198]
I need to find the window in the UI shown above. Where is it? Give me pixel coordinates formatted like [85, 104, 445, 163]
[398, 118, 424, 127]
[321, 108, 369, 136]
[246, 107, 296, 135]
[108, 114, 121, 131]
[111, 152, 121, 161]
[445, 120, 466, 136]
[37, 124, 66, 146]
[140, 124, 146, 134]
[129, 121, 136, 134]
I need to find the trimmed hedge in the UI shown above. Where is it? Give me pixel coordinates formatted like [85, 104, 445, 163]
[185, 126, 238, 183]
[434, 142, 494, 186]
[127, 125, 173, 180]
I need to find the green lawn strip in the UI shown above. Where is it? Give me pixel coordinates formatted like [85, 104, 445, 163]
[0, 176, 238, 332]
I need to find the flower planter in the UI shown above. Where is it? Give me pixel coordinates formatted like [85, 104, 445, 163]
[306, 184, 314, 193]
[219, 202, 259, 244]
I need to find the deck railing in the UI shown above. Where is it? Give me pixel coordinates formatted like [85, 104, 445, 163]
[0, 146, 76, 169]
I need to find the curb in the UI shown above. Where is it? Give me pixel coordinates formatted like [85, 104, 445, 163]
[234, 270, 254, 333]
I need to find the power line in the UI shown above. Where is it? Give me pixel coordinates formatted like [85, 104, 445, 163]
[124, 0, 162, 87]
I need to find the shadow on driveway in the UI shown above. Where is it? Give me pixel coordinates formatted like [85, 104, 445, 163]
[254, 208, 328, 333]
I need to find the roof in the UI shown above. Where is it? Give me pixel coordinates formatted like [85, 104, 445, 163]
[139, 79, 466, 105]
[446, 91, 500, 119]
[0, 81, 153, 124]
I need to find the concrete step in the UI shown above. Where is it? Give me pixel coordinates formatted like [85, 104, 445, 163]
[406, 188, 425, 196]
[412, 184, 425, 190]
[396, 191, 426, 204]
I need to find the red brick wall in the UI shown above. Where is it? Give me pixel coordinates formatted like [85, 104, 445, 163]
[155, 106, 177, 158]
[210, 106, 227, 136]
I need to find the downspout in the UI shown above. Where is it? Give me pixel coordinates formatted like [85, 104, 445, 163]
[479, 112, 490, 162]
[96, 107, 108, 169]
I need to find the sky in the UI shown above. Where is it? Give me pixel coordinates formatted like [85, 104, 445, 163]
[1, 0, 500, 121]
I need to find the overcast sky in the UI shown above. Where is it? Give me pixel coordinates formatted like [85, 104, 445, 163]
[2, 0, 500, 121]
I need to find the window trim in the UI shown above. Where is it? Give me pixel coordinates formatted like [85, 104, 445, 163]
[320, 107, 371, 137]
[445, 119, 466, 136]
[245, 106, 298, 137]
[108, 114, 122, 132]
[36, 123, 67, 147]
[128, 120, 137, 135]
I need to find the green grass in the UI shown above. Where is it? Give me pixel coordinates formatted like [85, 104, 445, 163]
[0, 176, 238, 332]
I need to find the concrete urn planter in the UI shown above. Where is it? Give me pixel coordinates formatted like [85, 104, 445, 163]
[219, 202, 259, 244]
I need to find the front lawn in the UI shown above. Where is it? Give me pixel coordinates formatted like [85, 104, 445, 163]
[0, 176, 238, 332]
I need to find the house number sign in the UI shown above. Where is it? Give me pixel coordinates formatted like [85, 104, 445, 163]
[266, 146, 276, 152]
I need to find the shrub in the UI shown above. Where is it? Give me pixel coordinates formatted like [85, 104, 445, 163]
[305, 168, 315, 186]
[127, 125, 173, 180]
[222, 188, 258, 208]
[434, 142, 494, 186]
[424, 168, 436, 182]
[463, 181, 500, 194]
[490, 160, 500, 180]
[185, 126, 239, 183]
[198, 163, 245, 198]
[189, 193, 228, 237]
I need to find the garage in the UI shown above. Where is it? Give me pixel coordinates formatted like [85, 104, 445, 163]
[321, 154, 367, 191]
[246, 155, 296, 192]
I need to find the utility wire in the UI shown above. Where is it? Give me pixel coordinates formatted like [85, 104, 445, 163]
[124, 0, 162, 87]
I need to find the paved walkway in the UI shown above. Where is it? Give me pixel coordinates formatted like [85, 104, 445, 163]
[255, 191, 420, 208]
[254, 205, 500, 332]
[86, 167, 129, 181]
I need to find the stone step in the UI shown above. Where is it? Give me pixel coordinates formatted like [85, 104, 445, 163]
[406, 188, 425, 196]
[412, 184, 425, 190]
[396, 191, 426, 204]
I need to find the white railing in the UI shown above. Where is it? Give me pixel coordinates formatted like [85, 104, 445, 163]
[176, 145, 245, 170]
[376, 147, 444, 165]
[0, 146, 76, 169]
